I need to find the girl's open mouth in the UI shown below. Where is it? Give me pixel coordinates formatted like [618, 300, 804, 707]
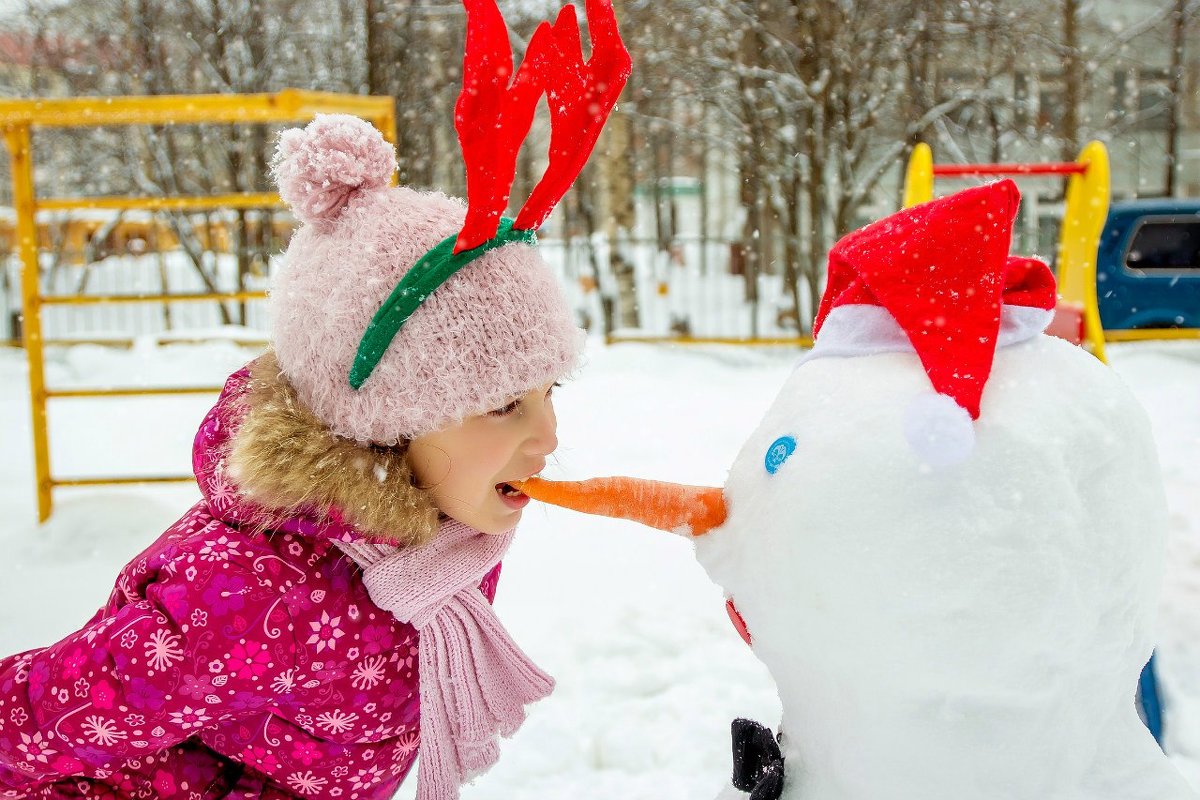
[495, 482, 531, 510]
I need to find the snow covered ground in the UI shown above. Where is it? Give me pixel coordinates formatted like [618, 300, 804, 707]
[1, 336, 1198, 798]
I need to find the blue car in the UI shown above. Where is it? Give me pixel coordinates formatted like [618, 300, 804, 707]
[1096, 199, 1200, 330]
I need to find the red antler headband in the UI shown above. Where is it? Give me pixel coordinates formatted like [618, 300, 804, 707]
[350, 0, 632, 390]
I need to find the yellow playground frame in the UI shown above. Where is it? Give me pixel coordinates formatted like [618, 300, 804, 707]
[903, 141, 1112, 363]
[0, 89, 396, 522]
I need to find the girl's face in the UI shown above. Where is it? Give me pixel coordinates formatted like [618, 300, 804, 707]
[407, 382, 559, 535]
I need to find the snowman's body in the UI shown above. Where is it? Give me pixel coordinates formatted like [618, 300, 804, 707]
[696, 327, 1196, 800]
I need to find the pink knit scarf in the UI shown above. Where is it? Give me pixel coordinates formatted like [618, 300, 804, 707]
[335, 520, 554, 800]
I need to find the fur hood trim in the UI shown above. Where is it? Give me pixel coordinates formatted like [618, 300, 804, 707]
[227, 352, 440, 546]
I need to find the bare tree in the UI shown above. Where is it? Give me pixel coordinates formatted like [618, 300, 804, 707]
[1060, 0, 1083, 160]
[1164, 0, 1197, 195]
[4, 0, 1198, 337]
[709, 1, 939, 331]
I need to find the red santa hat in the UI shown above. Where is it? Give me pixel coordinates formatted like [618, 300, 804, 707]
[813, 179, 1058, 466]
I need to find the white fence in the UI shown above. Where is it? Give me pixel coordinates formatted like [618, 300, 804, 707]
[3, 236, 810, 344]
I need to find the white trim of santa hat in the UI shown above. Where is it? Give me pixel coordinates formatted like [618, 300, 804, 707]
[796, 179, 1058, 468]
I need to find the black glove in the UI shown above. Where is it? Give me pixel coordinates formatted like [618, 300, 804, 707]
[730, 718, 785, 800]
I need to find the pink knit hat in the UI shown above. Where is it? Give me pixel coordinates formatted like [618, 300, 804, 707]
[268, 0, 630, 445]
[268, 115, 578, 444]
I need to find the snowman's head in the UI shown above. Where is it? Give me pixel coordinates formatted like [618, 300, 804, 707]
[696, 179, 1063, 646]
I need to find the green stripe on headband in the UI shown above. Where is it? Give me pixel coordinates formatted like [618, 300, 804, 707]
[349, 217, 537, 390]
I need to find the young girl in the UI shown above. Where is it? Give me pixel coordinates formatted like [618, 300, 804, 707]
[0, 5, 630, 795]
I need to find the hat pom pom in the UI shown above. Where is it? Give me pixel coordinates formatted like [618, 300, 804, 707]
[272, 114, 395, 227]
[903, 392, 976, 468]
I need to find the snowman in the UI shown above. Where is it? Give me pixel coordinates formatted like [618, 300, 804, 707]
[517, 180, 1197, 800]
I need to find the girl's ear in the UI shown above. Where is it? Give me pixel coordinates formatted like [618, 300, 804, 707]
[405, 436, 455, 493]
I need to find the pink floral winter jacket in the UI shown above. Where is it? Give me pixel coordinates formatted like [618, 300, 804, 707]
[0, 366, 500, 799]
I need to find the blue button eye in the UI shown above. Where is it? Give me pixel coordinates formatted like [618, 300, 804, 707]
[764, 436, 797, 475]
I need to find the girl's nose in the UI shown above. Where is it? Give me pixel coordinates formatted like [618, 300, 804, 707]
[525, 401, 558, 456]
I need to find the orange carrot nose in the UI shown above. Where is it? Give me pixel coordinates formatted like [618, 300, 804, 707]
[513, 475, 727, 537]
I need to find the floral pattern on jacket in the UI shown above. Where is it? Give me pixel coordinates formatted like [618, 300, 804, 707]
[0, 364, 501, 799]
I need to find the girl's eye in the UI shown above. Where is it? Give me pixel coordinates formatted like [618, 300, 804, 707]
[490, 383, 559, 417]
[489, 400, 521, 417]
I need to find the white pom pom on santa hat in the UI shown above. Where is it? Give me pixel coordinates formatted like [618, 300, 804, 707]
[903, 392, 977, 468]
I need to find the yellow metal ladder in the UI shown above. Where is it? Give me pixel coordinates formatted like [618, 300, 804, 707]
[0, 90, 396, 521]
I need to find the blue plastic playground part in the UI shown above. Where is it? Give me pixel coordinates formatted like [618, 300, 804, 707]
[1137, 653, 1164, 746]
